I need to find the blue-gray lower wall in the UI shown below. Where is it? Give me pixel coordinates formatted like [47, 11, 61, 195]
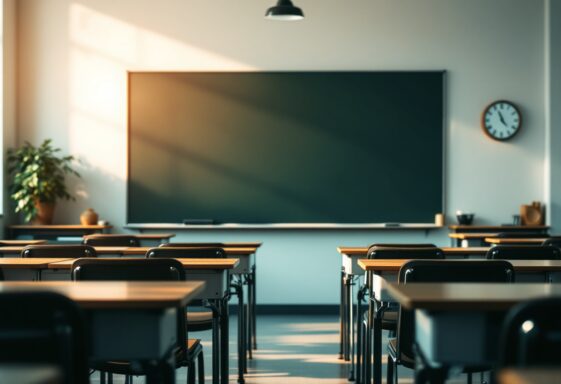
[166, 229, 449, 304]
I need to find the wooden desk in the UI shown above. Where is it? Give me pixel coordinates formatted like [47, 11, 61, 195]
[359, 262, 561, 384]
[500, 369, 561, 384]
[0, 281, 204, 384]
[48, 258, 239, 270]
[0, 365, 61, 384]
[0, 240, 47, 246]
[485, 237, 548, 245]
[336, 245, 490, 374]
[43, 258, 238, 384]
[0, 258, 73, 281]
[338, 246, 489, 275]
[384, 282, 561, 381]
[0, 245, 258, 256]
[358, 259, 561, 274]
[8, 225, 112, 240]
[449, 232, 500, 247]
[449, 225, 550, 233]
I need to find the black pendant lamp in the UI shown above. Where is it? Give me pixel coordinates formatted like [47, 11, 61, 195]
[265, 0, 304, 21]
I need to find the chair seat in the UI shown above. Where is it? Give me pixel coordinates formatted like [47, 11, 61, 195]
[93, 339, 202, 375]
[388, 338, 415, 369]
[362, 308, 397, 330]
[187, 310, 214, 332]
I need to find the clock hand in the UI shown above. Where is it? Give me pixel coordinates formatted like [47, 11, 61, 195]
[498, 111, 507, 126]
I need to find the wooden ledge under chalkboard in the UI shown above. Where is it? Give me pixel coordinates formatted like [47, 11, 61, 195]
[125, 223, 444, 230]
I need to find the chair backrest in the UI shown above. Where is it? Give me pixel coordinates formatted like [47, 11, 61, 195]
[160, 242, 225, 248]
[147, 247, 226, 259]
[497, 232, 549, 238]
[397, 260, 515, 359]
[500, 297, 561, 367]
[83, 235, 140, 247]
[0, 291, 89, 384]
[486, 245, 561, 260]
[542, 237, 561, 248]
[366, 245, 443, 260]
[21, 245, 97, 258]
[71, 258, 185, 281]
[71, 258, 187, 356]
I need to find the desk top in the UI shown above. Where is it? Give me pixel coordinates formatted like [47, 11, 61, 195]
[165, 242, 263, 248]
[384, 282, 561, 311]
[8, 225, 112, 230]
[85, 233, 176, 240]
[485, 237, 547, 244]
[0, 281, 205, 309]
[449, 225, 550, 231]
[0, 246, 258, 256]
[0, 364, 60, 384]
[358, 259, 561, 272]
[0, 258, 73, 269]
[449, 233, 500, 240]
[48, 258, 239, 270]
[0, 240, 47, 246]
[337, 246, 489, 257]
[499, 369, 561, 384]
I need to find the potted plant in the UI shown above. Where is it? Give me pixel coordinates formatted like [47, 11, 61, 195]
[7, 139, 80, 225]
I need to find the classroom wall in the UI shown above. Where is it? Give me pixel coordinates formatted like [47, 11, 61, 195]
[1, 0, 17, 237]
[13, 0, 548, 304]
[547, 0, 561, 232]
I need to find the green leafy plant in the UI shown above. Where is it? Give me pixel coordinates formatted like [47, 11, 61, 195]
[7, 139, 80, 222]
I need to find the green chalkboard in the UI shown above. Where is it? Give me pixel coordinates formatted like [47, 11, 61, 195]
[128, 71, 444, 224]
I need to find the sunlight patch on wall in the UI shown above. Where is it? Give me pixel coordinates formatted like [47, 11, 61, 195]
[68, 3, 255, 179]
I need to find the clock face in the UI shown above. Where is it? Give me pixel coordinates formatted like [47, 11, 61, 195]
[482, 101, 521, 141]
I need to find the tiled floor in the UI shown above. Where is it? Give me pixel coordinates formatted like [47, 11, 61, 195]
[90, 315, 469, 383]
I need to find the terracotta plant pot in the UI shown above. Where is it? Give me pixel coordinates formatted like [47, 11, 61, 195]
[80, 208, 99, 225]
[32, 201, 55, 225]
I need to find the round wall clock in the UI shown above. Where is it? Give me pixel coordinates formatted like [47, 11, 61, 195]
[481, 100, 522, 141]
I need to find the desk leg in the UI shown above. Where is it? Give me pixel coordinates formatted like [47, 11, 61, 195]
[245, 273, 253, 360]
[356, 283, 367, 384]
[348, 276, 355, 381]
[209, 300, 221, 384]
[251, 263, 257, 350]
[364, 289, 373, 384]
[373, 302, 388, 384]
[221, 295, 230, 384]
[232, 278, 246, 384]
[339, 268, 345, 360]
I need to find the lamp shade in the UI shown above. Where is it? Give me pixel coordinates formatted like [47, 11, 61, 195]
[265, 0, 304, 21]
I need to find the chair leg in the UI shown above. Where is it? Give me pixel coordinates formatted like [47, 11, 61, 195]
[395, 364, 399, 384]
[467, 372, 472, 384]
[387, 357, 394, 384]
[108, 373, 113, 384]
[198, 351, 205, 384]
[188, 361, 196, 384]
[100, 372, 106, 384]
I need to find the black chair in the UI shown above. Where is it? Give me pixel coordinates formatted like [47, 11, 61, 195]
[148, 246, 226, 259]
[542, 237, 561, 248]
[358, 245, 443, 384]
[71, 258, 204, 384]
[147, 246, 241, 382]
[486, 245, 561, 260]
[388, 260, 515, 384]
[146, 247, 223, 331]
[500, 297, 561, 367]
[160, 242, 225, 248]
[0, 291, 89, 384]
[83, 235, 140, 247]
[21, 245, 97, 258]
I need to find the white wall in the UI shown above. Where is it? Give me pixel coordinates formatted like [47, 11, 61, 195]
[14, 0, 547, 304]
[1, 0, 17, 235]
[546, 0, 561, 232]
